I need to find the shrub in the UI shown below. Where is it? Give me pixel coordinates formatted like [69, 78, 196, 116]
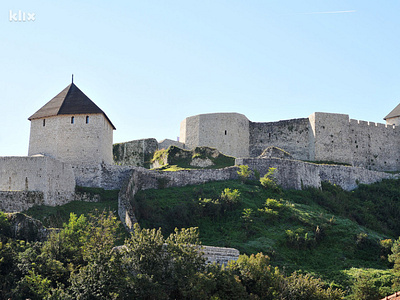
[220, 188, 241, 210]
[260, 167, 281, 192]
[237, 165, 252, 182]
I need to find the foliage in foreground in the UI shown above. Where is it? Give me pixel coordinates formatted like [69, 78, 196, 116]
[0, 210, 344, 299]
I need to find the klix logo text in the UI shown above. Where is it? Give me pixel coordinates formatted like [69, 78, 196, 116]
[9, 10, 36, 22]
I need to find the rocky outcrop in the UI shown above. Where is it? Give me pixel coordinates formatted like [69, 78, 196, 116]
[8, 213, 48, 242]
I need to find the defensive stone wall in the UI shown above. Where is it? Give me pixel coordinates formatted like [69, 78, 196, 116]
[236, 157, 395, 191]
[0, 155, 75, 206]
[0, 191, 44, 213]
[249, 118, 311, 159]
[181, 111, 400, 171]
[202, 245, 240, 265]
[113, 138, 158, 167]
[28, 114, 113, 166]
[348, 119, 400, 171]
[73, 163, 134, 190]
[158, 139, 185, 150]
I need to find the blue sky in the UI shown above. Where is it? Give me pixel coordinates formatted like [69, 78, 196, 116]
[1, 1, 400, 156]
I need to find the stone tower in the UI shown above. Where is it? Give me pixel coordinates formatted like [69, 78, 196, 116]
[28, 82, 115, 166]
[180, 113, 250, 158]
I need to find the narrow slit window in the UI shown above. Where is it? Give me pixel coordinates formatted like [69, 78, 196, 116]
[71, 116, 74, 124]
[43, 119, 45, 127]
[86, 116, 89, 124]
[224, 130, 227, 135]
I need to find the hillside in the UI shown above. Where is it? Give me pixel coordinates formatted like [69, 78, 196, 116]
[133, 178, 400, 294]
[16, 174, 400, 297]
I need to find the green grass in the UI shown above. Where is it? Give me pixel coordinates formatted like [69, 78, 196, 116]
[23, 187, 120, 229]
[133, 178, 400, 293]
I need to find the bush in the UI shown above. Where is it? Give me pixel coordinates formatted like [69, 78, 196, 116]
[237, 165, 252, 182]
[260, 167, 281, 192]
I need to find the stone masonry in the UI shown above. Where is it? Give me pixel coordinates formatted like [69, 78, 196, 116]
[180, 111, 400, 172]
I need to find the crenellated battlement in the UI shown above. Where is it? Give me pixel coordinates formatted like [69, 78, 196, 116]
[180, 109, 400, 172]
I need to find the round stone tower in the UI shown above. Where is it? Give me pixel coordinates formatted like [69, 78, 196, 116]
[28, 82, 115, 166]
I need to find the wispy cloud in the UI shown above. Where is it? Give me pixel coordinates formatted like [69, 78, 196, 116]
[300, 10, 356, 15]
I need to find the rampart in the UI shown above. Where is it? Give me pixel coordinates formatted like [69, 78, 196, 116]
[249, 118, 311, 159]
[181, 112, 400, 171]
[0, 191, 44, 213]
[72, 163, 134, 190]
[0, 155, 75, 206]
[236, 157, 395, 190]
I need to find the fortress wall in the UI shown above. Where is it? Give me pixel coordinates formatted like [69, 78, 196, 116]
[158, 139, 185, 150]
[0, 191, 44, 213]
[113, 138, 158, 167]
[236, 158, 321, 190]
[29, 114, 114, 166]
[0, 156, 75, 206]
[319, 164, 394, 190]
[249, 118, 311, 160]
[202, 245, 240, 265]
[73, 163, 134, 190]
[348, 119, 400, 171]
[180, 113, 250, 158]
[236, 157, 395, 191]
[310, 113, 352, 164]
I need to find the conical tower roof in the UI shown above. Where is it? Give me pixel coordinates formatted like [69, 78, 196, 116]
[28, 83, 115, 129]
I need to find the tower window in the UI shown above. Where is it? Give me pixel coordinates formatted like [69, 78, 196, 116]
[43, 119, 45, 127]
[71, 116, 74, 124]
[86, 116, 89, 124]
[224, 130, 227, 135]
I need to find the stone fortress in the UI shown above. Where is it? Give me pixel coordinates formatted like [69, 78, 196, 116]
[1, 81, 400, 231]
[180, 108, 400, 172]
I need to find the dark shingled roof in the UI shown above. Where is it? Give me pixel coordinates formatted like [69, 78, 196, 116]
[28, 83, 116, 129]
[384, 103, 400, 121]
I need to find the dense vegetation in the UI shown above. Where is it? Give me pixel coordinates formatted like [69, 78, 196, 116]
[134, 176, 400, 298]
[0, 210, 347, 299]
[3, 172, 400, 298]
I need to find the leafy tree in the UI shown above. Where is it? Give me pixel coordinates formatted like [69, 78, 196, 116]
[229, 253, 282, 300]
[123, 224, 206, 299]
[349, 273, 381, 300]
[389, 237, 400, 288]
[68, 211, 126, 299]
[281, 272, 344, 300]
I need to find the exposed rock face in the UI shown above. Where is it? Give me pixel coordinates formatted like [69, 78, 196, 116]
[8, 213, 48, 242]
[258, 146, 293, 160]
